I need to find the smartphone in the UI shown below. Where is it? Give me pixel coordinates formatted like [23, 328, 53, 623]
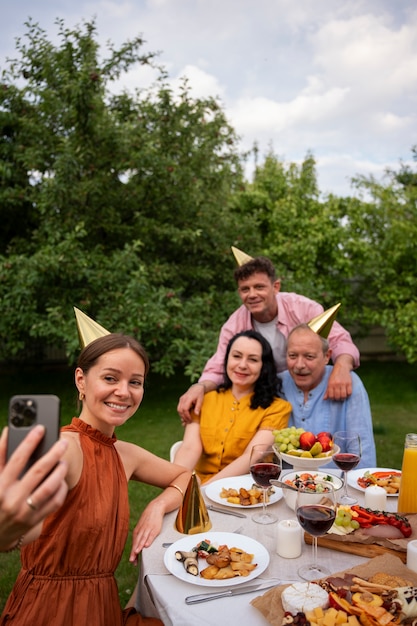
[6, 394, 61, 475]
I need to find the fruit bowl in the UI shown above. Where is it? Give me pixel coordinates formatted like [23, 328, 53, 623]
[278, 470, 344, 511]
[274, 444, 340, 471]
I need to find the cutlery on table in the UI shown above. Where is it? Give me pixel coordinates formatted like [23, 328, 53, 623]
[185, 580, 291, 604]
[206, 504, 247, 518]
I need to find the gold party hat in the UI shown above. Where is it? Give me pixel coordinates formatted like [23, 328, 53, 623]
[74, 307, 110, 349]
[175, 472, 212, 535]
[231, 246, 254, 266]
[308, 303, 341, 338]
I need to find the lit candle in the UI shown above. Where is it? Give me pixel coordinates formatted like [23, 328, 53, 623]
[364, 485, 387, 511]
[276, 519, 302, 558]
[407, 540, 417, 573]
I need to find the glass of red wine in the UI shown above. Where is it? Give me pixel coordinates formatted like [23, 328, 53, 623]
[249, 444, 281, 524]
[332, 431, 362, 505]
[296, 480, 336, 580]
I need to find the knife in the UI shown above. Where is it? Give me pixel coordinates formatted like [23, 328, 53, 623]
[206, 505, 247, 518]
[185, 581, 278, 604]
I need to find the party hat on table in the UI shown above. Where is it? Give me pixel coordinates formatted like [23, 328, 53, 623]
[74, 307, 110, 349]
[175, 472, 212, 534]
[307, 303, 341, 338]
[231, 246, 254, 266]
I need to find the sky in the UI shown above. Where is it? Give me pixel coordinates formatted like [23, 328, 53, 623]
[1, 0, 416, 197]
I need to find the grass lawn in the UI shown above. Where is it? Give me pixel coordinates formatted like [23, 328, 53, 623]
[1, 359, 416, 612]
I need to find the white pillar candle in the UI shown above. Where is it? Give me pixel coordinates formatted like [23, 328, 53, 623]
[407, 540, 417, 573]
[364, 485, 387, 511]
[276, 519, 302, 558]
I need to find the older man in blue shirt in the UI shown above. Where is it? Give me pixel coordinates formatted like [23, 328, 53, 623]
[279, 324, 376, 469]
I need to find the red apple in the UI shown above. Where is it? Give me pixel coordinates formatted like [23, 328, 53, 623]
[317, 432, 333, 452]
[299, 431, 317, 451]
[317, 431, 332, 440]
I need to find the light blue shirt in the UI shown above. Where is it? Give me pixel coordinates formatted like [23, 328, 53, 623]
[279, 365, 377, 469]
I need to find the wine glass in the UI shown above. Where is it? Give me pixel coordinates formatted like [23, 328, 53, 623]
[332, 431, 362, 505]
[296, 480, 336, 580]
[249, 444, 281, 524]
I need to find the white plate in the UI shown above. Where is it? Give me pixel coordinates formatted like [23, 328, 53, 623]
[347, 467, 401, 496]
[163, 531, 270, 587]
[204, 474, 283, 508]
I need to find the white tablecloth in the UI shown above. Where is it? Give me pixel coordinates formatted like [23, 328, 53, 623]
[135, 472, 398, 625]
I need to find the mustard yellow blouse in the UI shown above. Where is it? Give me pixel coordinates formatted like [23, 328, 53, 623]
[193, 388, 291, 483]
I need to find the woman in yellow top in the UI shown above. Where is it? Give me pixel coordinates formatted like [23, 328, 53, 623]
[174, 330, 291, 484]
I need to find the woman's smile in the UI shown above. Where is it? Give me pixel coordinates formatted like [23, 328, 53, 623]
[105, 401, 131, 412]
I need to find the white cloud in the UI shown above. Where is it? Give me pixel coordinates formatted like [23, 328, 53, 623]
[168, 65, 225, 100]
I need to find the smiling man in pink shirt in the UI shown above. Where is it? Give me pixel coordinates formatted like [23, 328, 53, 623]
[177, 255, 359, 422]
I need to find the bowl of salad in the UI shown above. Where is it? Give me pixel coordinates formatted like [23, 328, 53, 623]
[279, 470, 343, 511]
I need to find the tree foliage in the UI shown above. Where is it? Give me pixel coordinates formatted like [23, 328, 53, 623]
[230, 152, 357, 326]
[234, 149, 417, 362]
[1, 18, 416, 373]
[0, 18, 254, 375]
[346, 152, 417, 362]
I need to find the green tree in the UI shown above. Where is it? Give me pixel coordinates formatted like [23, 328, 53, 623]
[0, 18, 253, 376]
[234, 149, 417, 360]
[346, 151, 417, 362]
[233, 152, 354, 315]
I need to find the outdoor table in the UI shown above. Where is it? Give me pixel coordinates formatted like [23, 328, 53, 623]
[134, 471, 398, 626]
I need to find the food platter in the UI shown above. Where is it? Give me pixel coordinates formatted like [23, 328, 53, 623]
[204, 474, 283, 508]
[347, 467, 401, 496]
[163, 531, 270, 587]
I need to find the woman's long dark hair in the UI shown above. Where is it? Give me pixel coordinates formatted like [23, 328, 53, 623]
[219, 330, 280, 409]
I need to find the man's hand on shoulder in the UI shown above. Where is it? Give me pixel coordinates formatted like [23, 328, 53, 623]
[177, 382, 214, 424]
[324, 355, 354, 401]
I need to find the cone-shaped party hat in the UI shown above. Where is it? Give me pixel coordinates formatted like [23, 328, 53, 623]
[74, 307, 110, 349]
[231, 246, 254, 266]
[307, 303, 341, 338]
[175, 472, 212, 535]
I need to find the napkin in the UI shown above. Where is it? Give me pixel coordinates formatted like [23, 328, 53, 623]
[251, 552, 417, 626]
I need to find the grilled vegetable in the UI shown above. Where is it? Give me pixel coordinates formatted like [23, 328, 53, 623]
[175, 550, 199, 576]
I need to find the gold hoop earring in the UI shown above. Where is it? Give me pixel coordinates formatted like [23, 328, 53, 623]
[79, 392, 85, 402]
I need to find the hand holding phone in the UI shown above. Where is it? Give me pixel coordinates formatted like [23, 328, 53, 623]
[0, 423, 68, 551]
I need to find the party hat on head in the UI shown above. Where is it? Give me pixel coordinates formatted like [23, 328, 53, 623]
[74, 307, 110, 348]
[175, 472, 212, 535]
[231, 246, 254, 266]
[307, 303, 341, 338]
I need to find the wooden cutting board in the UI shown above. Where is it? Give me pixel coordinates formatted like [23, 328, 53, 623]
[304, 533, 407, 563]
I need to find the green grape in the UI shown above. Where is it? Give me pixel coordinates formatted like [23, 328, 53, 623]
[351, 520, 360, 529]
[342, 517, 352, 527]
[335, 516, 345, 526]
[279, 443, 287, 452]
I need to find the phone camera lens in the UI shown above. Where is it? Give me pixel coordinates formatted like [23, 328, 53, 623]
[10, 399, 37, 427]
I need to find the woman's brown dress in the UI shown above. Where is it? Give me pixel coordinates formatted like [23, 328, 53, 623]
[1, 418, 161, 625]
